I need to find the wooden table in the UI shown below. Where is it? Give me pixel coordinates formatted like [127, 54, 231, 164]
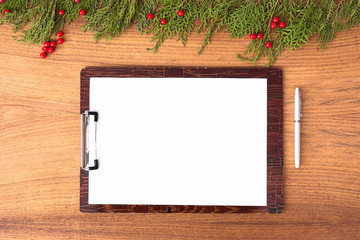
[1, 18, 359, 239]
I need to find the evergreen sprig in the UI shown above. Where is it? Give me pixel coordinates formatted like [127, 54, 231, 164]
[82, 0, 136, 43]
[8, 0, 98, 44]
[60, 0, 98, 24]
[0, 0, 29, 32]
[234, 0, 277, 66]
[21, 0, 61, 44]
[146, 0, 199, 53]
[341, 0, 360, 30]
[282, 0, 322, 50]
[228, 0, 267, 38]
[135, 0, 159, 33]
[0, 0, 359, 66]
[197, 0, 240, 54]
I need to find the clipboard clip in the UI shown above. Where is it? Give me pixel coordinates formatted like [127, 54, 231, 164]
[81, 110, 99, 171]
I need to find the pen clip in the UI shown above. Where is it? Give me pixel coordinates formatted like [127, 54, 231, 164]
[300, 95, 303, 118]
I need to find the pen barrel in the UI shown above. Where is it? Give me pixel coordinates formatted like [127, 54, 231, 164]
[294, 122, 300, 168]
[294, 88, 301, 120]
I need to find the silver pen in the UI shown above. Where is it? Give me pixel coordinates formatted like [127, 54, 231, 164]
[294, 88, 302, 168]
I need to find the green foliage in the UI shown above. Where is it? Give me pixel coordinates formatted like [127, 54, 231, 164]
[23, 0, 43, 25]
[341, 0, 360, 30]
[316, 0, 360, 47]
[197, 0, 240, 54]
[59, 0, 98, 24]
[82, 0, 136, 43]
[317, 0, 340, 47]
[135, 0, 159, 33]
[0, 0, 360, 65]
[234, 0, 279, 66]
[3, 0, 98, 44]
[21, 0, 61, 44]
[232, 0, 360, 66]
[0, 0, 29, 32]
[282, 0, 322, 50]
[146, 0, 200, 52]
[228, 0, 267, 38]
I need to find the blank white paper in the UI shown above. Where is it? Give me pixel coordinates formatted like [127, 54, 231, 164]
[88, 77, 267, 206]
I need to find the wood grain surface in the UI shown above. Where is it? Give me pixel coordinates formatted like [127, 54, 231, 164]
[0, 18, 359, 239]
[79, 67, 283, 214]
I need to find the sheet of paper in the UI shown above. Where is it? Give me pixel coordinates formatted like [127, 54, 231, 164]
[88, 77, 267, 206]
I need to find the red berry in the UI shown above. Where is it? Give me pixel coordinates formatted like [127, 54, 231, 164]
[40, 52, 46, 59]
[50, 41, 57, 47]
[56, 31, 63, 37]
[147, 13, 153, 20]
[44, 41, 50, 47]
[59, 10, 64, 15]
[41, 47, 48, 53]
[270, 23, 277, 29]
[74, 0, 80, 2]
[3, 9, 9, 14]
[266, 42, 272, 48]
[250, 33, 256, 40]
[47, 47, 54, 53]
[272, 17, 279, 23]
[160, 19, 166, 25]
[279, 22, 286, 28]
[79, 9, 86, 16]
[257, 33, 263, 39]
[178, 10, 184, 16]
[0, 0, 5, 3]
[57, 38, 64, 44]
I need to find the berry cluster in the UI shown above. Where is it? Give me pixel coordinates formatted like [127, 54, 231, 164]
[270, 17, 286, 29]
[249, 33, 263, 40]
[147, 9, 185, 26]
[249, 16, 286, 49]
[40, 31, 64, 59]
[249, 32, 272, 48]
[58, 0, 86, 17]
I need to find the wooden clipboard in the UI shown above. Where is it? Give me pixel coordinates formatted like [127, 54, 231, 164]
[80, 67, 284, 213]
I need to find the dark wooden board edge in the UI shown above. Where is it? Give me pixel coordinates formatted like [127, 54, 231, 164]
[80, 67, 284, 214]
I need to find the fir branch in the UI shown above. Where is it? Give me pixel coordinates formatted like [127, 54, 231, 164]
[341, 0, 360, 29]
[197, 0, 240, 54]
[234, 0, 278, 66]
[21, 0, 62, 44]
[317, 0, 338, 47]
[23, 0, 43, 25]
[0, 0, 360, 66]
[282, 0, 322, 50]
[59, 0, 98, 24]
[82, 0, 136, 43]
[146, 0, 199, 53]
[317, 0, 359, 47]
[228, 0, 267, 38]
[134, 0, 159, 33]
[0, 0, 29, 32]
[267, 26, 286, 66]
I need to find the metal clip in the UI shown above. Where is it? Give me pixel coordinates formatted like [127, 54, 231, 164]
[81, 111, 99, 171]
